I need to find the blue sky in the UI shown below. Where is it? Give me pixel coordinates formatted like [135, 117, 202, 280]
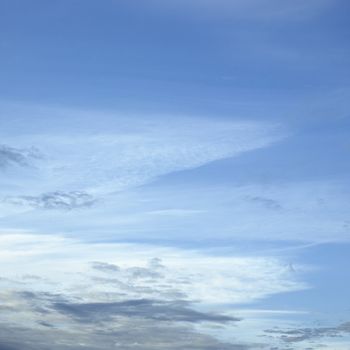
[0, 1, 350, 349]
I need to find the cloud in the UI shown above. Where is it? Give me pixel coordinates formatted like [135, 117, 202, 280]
[2, 168, 349, 243]
[5, 191, 97, 210]
[245, 196, 282, 210]
[10, 290, 238, 325]
[91, 261, 120, 273]
[265, 322, 350, 343]
[0, 319, 249, 350]
[0, 287, 246, 350]
[52, 298, 239, 323]
[0, 344, 24, 350]
[0, 105, 284, 201]
[0, 232, 308, 348]
[0, 144, 41, 169]
[0, 233, 307, 305]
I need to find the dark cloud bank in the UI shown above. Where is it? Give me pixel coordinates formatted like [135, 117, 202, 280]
[52, 298, 239, 324]
[0, 290, 247, 350]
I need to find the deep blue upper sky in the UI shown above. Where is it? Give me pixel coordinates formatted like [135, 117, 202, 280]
[1, 0, 349, 118]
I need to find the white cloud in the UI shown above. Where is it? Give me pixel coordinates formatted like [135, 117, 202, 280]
[0, 232, 307, 305]
[0, 104, 283, 200]
[1, 177, 349, 243]
[0, 231, 309, 348]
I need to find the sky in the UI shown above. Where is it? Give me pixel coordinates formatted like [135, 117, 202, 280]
[0, 1, 350, 349]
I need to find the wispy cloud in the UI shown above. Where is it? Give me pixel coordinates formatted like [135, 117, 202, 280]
[0, 105, 284, 203]
[0, 233, 307, 304]
[0, 144, 41, 169]
[265, 321, 350, 343]
[5, 191, 97, 210]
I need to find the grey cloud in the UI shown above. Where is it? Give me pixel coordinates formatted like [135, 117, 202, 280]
[0, 144, 41, 169]
[148, 257, 165, 269]
[0, 291, 247, 350]
[125, 258, 165, 279]
[90, 275, 188, 300]
[265, 321, 350, 343]
[126, 266, 163, 279]
[16, 290, 240, 324]
[37, 321, 54, 328]
[16, 291, 66, 315]
[0, 344, 24, 350]
[52, 298, 239, 324]
[91, 262, 120, 273]
[5, 191, 97, 210]
[246, 196, 282, 210]
[0, 320, 249, 350]
[91, 259, 164, 276]
[18, 290, 65, 301]
[21, 274, 45, 281]
[88, 261, 189, 300]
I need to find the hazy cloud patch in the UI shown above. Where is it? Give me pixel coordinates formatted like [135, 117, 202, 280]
[0, 144, 41, 169]
[265, 322, 350, 343]
[246, 196, 282, 210]
[91, 261, 120, 273]
[5, 191, 97, 210]
[0, 106, 285, 198]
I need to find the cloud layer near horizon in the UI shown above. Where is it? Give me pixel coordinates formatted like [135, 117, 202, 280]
[0, 231, 307, 349]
